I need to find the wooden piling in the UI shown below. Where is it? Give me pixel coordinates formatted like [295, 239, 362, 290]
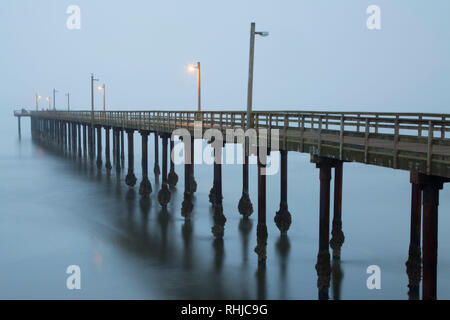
[139, 131, 152, 197]
[255, 149, 268, 264]
[168, 138, 178, 188]
[154, 132, 160, 176]
[115, 129, 121, 172]
[406, 172, 422, 300]
[104, 127, 112, 170]
[125, 130, 137, 186]
[422, 177, 441, 300]
[96, 126, 102, 169]
[158, 134, 171, 208]
[330, 161, 345, 259]
[275, 149, 291, 234]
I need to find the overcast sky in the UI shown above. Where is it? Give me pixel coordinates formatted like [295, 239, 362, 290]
[1, 0, 449, 115]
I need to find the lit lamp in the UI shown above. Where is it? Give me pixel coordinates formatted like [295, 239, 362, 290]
[36, 94, 41, 111]
[188, 62, 201, 112]
[98, 84, 106, 111]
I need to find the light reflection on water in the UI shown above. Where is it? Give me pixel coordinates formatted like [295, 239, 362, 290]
[1, 122, 450, 300]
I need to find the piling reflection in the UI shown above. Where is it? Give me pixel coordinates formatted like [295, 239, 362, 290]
[28, 138, 431, 300]
[182, 220, 194, 269]
[255, 265, 267, 300]
[331, 258, 343, 300]
[239, 218, 253, 266]
[275, 235, 290, 299]
[316, 251, 331, 300]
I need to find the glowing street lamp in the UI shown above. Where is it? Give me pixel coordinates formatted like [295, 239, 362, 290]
[98, 84, 106, 111]
[188, 62, 201, 112]
[35, 94, 41, 111]
[46, 97, 51, 110]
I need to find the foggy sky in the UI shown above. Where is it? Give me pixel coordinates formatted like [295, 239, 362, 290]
[1, 0, 449, 115]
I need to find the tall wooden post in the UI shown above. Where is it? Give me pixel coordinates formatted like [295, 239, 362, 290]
[422, 177, 442, 300]
[120, 129, 125, 166]
[88, 124, 93, 160]
[104, 127, 112, 171]
[96, 126, 102, 169]
[255, 149, 268, 265]
[330, 161, 345, 259]
[154, 132, 160, 176]
[181, 138, 193, 218]
[115, 129, 121, 172]
[83, 124, 87, 158]
[275, 149, 292, 234]
[77, 124, 82, 158]
[191, 137, 197, 192]
[125, 130, 137, 186]
[212, 144, 226, 239]
[72, 123, 77, 154]
[406, 172, 422, 300]
[312, 156, 334, 300]
[168, 138, 178, 188]
[139, 131, 152, 197]
[158, 135, 171, 208]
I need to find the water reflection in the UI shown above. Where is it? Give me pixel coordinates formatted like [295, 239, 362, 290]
[331, 259, 343, 300]
[255, 265, 267, 300]
[239, 218, 253, 266]
[181, 220, 193, 269]
[276, 235, 290, 299]
[20, 138, 433, 300]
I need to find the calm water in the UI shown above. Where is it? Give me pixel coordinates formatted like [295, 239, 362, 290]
[1, 115, 450, 300]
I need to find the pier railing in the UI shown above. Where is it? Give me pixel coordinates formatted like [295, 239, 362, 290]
[30, 110, 450, 178]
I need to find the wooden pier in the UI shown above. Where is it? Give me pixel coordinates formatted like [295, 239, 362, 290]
[15, 109, 450, 300]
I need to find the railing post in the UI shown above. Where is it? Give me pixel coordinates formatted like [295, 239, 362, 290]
[283, 114, 288, 149]
[375, 114, 379, 134]
[339, 115, 344, 160]
[394, 115, 399, 169]
[300, 114, 305, 152]
[427, 121, 434, 175]
[418, 115, 423, 137]
[364, 118, 370, 163]
[356, 113, 360, 133]
[318, 116, 322, 155]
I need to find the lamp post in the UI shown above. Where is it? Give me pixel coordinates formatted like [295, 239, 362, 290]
[238, 23, 269, 220]
[35, 94, 41, 111]
[246, 22, 269, 129]
[90, 73, 99, 124]
[66, 93, 70, 111]
[188, 62, 201, 112]
[90, 74, 99, 158]
[53, 88, 58, 111]
[46, 97, 51, 110]
[98, 84, 106, 111]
